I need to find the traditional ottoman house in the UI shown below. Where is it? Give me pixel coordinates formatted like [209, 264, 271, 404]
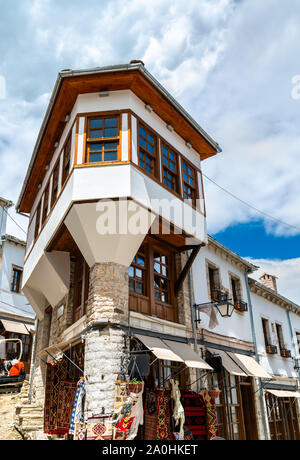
[191, 236, 272, 440]
[0, 198, 35, 378]
[249, 275, 300, 441]
[16, 62, 222, 440]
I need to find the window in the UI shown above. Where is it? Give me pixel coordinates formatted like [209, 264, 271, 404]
[181, 160, 197, 206]
[161, 144, 179, 192]
[262, 318, 271, 347]
[51, 160, 60, 208]
[62, 134, 72, 185]
[296, 332, 300, 355]
[86, 116, 119, 163]
[138, 124, 157, 177]
[11, 267, 23, 293]
[128, 239, 176, 322]
[153, 251, 170, 304]
[129, 247, 146, 296]
[73, 253, 89, 324]
[275, 324, 285, 351]
[34, 202, 41, 240]
[42, 183, 50, 224]
[208, 265, 221, 301]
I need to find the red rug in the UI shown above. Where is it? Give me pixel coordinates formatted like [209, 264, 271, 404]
[182, 393, 208, 440]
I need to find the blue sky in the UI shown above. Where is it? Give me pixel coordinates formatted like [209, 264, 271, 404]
[0, 0, 299, 302]
[212, 221, 300, 260]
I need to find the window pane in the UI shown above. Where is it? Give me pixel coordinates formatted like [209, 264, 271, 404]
[90, 143, 103, 151]
[89, 152, 102, 162]
[128, 266, 134, 277]
[139, 137, 146, 148]
[104, 142, 118, 151]
[104, 127, 117, 138]
[90, 119, 103, 129]
[129, 279, 135, 292]
[139, 126, 146, 137]
[90, 130, 103, 139]
[104, 118, 117, 127]
[136, 268, 143, 279]
[154, 289, 161, 301]
[104, 151, 117, 162]
[136, 282, 143, 295]
[137, 255, 145, 266]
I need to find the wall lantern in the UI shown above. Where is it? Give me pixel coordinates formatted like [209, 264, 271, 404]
[145, 103, 153, 113]
[215, 301, 235, 318]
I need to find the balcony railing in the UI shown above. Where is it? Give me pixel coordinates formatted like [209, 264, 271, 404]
[280, 348, 292, 359]
[234, 300, 248, 312]
[211, 289, 229, 303]
[266, 345, 278, 355]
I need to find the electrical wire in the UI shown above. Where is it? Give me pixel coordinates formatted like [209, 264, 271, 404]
[202, 172, 300, 232]
[3, 207, 27, 235]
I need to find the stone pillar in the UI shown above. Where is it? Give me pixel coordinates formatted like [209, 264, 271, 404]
[31, 313, 52, 405]
[84, 262, 129, 418]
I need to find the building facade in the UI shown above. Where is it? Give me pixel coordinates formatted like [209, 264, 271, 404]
[0, 198, 35, 375]
[16, 62, 300, 441]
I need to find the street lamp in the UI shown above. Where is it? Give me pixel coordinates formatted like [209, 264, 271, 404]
[215, 301, 235, 318]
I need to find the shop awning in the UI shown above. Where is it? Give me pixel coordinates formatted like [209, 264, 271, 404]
[39, 336, 82, 358]
[135, 335, 212, 369]
[164, 340, 213, 370]
[232, 353, 272, 379]
[0, 320, 30, 335]
[207, 348, 247, 376]
[267, 389, 300, 398]
[135, 335, 184, 362]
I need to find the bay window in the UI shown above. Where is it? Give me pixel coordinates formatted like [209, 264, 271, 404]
[86, 116, 119, 163]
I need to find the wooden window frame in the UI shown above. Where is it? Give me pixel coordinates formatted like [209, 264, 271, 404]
[72, 252, 89, 324]
[181, 157, 198, 207]
[128, 237, 177, 323]
[160, 142, 180, 194]
[10, 266, 23, 293]
[34, 201, 41, 241]
[137, 122, 159, 179]
[62, 134, 72, 186]
[85, 114, 121, 164]
[262, 318, 272, 348]
[50, 159, 60, 209]
[42, 182, 50, 225]
[275, 323, 285, 351]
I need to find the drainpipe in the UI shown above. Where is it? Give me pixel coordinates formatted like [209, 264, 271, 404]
[28, 317, 39, 404]
[188, 252, 201, 392]
[286, 307, 300, 384]
[245, 272, 269, 440]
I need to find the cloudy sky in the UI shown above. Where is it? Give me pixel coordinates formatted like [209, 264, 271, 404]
[0, 0, 299, 302]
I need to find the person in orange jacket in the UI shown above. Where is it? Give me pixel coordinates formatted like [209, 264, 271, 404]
[9, 361, 25, 377]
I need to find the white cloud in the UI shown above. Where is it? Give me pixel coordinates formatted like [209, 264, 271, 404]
[0, 0, 299, 254]
[248, 257, 300, 305]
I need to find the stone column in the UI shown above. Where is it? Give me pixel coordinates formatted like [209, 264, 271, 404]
[31, 313, 52, 405]
[84, 262, 129, 418]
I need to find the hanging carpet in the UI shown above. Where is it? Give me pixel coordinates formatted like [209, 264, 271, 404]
[182, 392, 208, 441]
[144, 388, 171, 440]
[199, 390, 219, 440]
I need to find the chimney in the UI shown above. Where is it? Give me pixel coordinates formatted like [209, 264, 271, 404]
[0, 197, 14, 241]
[259, 273, 278, 292]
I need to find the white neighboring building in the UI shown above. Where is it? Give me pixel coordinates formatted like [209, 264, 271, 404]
[0, 197, 35, 374]
[249, 274, 300, 441]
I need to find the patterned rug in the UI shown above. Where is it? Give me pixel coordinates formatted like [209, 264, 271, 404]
[44, 359, 69, 434]
[199, 391, 219, 440]
[144, 388, 171, 440]
[86, 415, 113, 440]
[182, 393, 208, 440]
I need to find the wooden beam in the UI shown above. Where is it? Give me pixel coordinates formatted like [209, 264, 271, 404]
[174, 244, 204, 296]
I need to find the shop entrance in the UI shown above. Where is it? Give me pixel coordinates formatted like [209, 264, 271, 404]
[239, 379, 258, 440]
[266, 393, 300, 440]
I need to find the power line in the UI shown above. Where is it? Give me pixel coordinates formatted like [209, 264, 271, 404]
[2, 207, 27, 235]
[202, 172, 300, 232]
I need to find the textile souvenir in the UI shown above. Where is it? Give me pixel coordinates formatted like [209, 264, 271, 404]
[86, 415, 113, 440]
[156, 388, 171, 440]
[170, 379, 185, 437]
[126, 384, 144, 440]
[144, 388, 158, 440]
[69, 378, 86, 435]
[182, 392, 208, 441]
[74, 422, 87, 441]
[55, 380, 77, 434]
[44, 359, 70, 435]
[112, 381, 128, 425]
[199, 390, 219, 440]
[144, 388, 171, 440]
